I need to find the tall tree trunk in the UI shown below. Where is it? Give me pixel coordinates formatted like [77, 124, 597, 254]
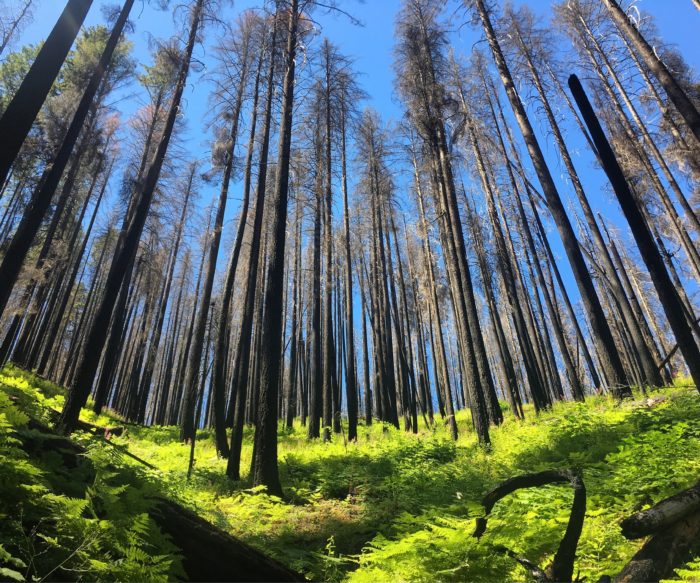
[251, 0, 299, 495]
[466, 203, 523, 416]
[285, 197, 302, 429]
[403, 219, 435, 425]
[136, 165, 194, 423]
[414, 167, 457, 439]
[340, 106, 358, 441]
[505, 22, 663, 388]
[464, 115, 553, 409]
[58, 0, 205, 434]
[58, 226, 114, 386]
[154, 253, 190, 425]
[600, 0, 700, 145]
[601, 218, 670, 382]
[226, 17, 279, 480]
[0, 0, 132, 319]
[383, 207, 412, 431]
[308, 147, 324, 439]
[567, 10, 700, 280]
[570, 74, 700, 392]
[391, 214, 419, 432]
[171, 226, 211, 426]
[0, 0, 93, 187]
[25, 151, 107, 370]
[321, 49, 336, 442]
[492, 77, 604, 391]
[212, 39, 265, 456]
[357, 260, 372, 426]
[181, 35, 251, 442]
[37, 159, 113, 375]
[474, 0, 630, 398]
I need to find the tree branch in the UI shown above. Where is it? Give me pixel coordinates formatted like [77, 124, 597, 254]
[474, 469, 586, 582]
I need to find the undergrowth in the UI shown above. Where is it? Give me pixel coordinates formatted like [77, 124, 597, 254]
[1, 364, 699, 582]
[0, 365, 182, 582]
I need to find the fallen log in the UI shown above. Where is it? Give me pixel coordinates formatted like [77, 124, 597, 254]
[45, 406, 126, 438]
[620, 480, 700, 539]
[22, 418, 93, 473]
[15, 418, 305, 581]
[43, 407, 155, 469]
[615, 510, 700, 583]
[151, 498, 305, 582]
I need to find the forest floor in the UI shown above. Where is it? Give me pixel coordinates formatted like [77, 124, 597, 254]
[1, 364, 700, 582]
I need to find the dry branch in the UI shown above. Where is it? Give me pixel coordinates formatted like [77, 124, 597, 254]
[474, 469, 586, 582]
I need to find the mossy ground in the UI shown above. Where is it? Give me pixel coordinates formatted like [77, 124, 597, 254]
[1, 364, 699, 581]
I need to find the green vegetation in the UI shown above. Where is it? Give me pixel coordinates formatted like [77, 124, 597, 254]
[0, 366, 182, 582]
[1, 364, 699, 582]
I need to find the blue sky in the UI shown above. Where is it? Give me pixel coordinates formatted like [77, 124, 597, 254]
[14, 0, 700, 313]
[21, 0, 700, 131]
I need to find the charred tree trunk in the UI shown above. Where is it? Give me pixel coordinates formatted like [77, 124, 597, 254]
[340, 106, 358, 441]
[570, 74, 700, 392]
[600, 0, 700, 145]
[58, 0, 205, 434]
[0, 0, 132, 318]
[226, 17, 279, 480]
[181, 34, 251, 442]
[474, 0, 630, 398]
[0, 0, 93, 188]
[250, 0, 299, 495]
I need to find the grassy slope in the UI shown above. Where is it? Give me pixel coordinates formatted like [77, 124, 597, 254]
[2, 364, 700, 581]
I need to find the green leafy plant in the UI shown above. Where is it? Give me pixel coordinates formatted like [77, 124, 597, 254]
[3, 365, 699, 582]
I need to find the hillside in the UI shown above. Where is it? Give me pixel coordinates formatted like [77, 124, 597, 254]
[1, 365, 699, 582]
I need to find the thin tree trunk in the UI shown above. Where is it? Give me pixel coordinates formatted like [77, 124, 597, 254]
[58, 0, 205, 434]
[505, 23, 663, 388]
[474, 0, 630, 398]
[570, 74, 700, 392]
[226, 17, 279, 480]
[38, 159, 113, 375]
[285, 197, 302, 429]
[181, 36, 251, 442]
[0, 0, 34, 57]
[600, 0, 700, 145]
[0, 0, 132, 318]
[415, 169, 457, 438]
[340, 106, 358, 441]
[569, 13, 700, 281]
[357, 259, 372, 426]
[136, 166, 194, 423]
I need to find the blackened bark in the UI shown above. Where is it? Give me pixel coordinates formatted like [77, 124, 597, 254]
[226, 17, 279, 480]
[474, 469, 586, 583]
[181, 35, 251, 442]
[58, 0, 205, 434]
[601, 0, 700, 145]
[357, 260, 372, 426]
[0, 0, 93, 187]
[37, 160, 113, 375]
[0, 0, 132, 319]
[506, 20, 663, 389]
[251, 0, 299, 495]
[474, 0, 630, 398]
[308, 137, 324, 439]
[285, 198, 302, 429]
[570, 74, 700, 392]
